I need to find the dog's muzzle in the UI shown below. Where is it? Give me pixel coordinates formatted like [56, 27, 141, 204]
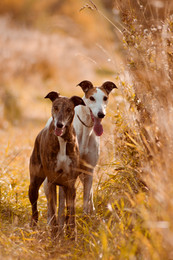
[54, 122, 65, 136]
[97, 112, 105, 119]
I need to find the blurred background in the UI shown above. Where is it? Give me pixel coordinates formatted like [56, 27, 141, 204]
[0, 0, 121, 126]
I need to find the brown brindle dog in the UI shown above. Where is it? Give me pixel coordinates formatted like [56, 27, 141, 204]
[29, 91, 85, 239]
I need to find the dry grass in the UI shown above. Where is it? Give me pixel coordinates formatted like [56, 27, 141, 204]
[113, 0, 173, 258]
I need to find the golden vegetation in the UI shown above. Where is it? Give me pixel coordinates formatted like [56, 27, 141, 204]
[0, 0, 173, 259]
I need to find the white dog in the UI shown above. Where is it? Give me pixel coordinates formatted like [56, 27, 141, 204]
[73, 80, 117, 214]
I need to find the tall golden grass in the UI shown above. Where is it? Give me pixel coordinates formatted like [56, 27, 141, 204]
[114, 0, 173, 258]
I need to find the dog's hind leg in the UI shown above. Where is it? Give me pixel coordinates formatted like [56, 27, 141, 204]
[29, 174, 45, 226]
[29, 134, 46, 226]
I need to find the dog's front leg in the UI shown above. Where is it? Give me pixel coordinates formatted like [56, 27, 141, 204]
[58, 186, 65, 236]
[44, 179, 57, 237]
[64, 186, 76, 240]
[79, 164, 95, 215]
[83, 172, 95, 214]
[80, 126, 91, 156]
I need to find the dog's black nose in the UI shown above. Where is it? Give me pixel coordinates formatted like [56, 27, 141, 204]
[98, 112, 105, 119]
[56, 122, 64, 128]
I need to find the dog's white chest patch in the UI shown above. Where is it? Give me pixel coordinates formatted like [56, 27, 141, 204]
[56, 137, 71, 173]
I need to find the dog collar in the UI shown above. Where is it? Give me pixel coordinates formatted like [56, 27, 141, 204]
[77, 114, 93, 128]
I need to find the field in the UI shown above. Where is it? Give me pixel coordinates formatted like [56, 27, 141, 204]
[0, 0, 173, 259]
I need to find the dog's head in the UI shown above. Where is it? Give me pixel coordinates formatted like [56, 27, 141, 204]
[45, 92, 85, 137]
[77, 80, 117, 136]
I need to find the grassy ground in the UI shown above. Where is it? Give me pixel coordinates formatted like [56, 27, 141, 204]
[0, 0, 173, 259]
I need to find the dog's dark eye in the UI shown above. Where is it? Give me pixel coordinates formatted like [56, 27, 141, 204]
[54, 106, 58, 111]
[90, 96, 95, 101]
[67, 108, 71, 113]
[103, 96, 108, 101]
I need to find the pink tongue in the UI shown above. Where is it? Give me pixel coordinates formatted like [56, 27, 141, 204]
[55, 127, 63, 136]
[93, 118, 103, 136]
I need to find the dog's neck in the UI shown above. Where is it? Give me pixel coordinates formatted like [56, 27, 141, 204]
[76, 105, 93, 129]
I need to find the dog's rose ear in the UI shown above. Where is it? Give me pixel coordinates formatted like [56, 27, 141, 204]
[101, 81, 118, 95]
[77, 80, 93, 93]
[70, 96, 86, 107]
[45, 91, 60, 102]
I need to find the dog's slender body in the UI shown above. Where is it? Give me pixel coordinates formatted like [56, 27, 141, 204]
[74, 81, 117, 214]
[29, 92, 85, 238]
[57, 81, 117, 218]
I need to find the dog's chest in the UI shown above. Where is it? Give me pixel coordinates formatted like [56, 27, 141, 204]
[56, 137, 71, 173]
